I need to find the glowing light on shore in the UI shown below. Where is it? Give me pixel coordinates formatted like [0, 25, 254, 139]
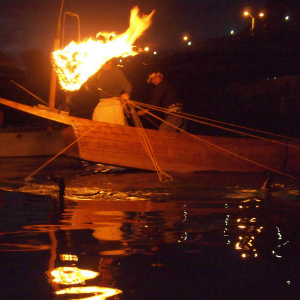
[52, 7, 154, 91]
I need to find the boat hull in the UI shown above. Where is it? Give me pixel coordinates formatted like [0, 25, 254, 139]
[61, 124, 299, 173]
[1, 97, 299, 173]
[0, 129, 65, 157]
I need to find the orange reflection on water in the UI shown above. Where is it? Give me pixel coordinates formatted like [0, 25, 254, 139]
[51, 267, 99, 285]
[60, 254, 78, 261]
[56, 286, 122, 299]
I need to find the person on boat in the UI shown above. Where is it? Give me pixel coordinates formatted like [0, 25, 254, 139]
[92, 59, 132, 125]
[138, 71, 186, 132]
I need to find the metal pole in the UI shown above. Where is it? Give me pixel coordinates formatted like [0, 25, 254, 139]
[49, 0, 64, 109]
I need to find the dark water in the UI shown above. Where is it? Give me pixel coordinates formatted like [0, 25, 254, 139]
[0, 157, 300, 299]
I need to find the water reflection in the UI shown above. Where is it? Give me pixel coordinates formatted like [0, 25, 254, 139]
[0, 178, 299, 299]
[227, 189, 292, 260]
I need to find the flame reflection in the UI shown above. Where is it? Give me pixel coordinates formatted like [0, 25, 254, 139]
[51, 266, 99, 285]
[56, 286, 122, 299]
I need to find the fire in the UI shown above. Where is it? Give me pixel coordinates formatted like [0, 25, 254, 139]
[52, 6, 154, 91]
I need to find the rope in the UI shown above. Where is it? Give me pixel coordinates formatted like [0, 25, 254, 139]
[11, 80, 48, 105]
[127, 100, 172, 182]
[131, 100, 300, 149]
[178, 111, 300, 142]
[25, 121, 101, 181]
[128, 100, 299, 180]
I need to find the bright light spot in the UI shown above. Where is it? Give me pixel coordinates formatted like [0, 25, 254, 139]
[51, 267, 99, 285]
[230, 30, 235, 35]
[244, 11, 249, 16]
[153, 51, 157, 55]
[60, 254, 78, 261]
[235, 242, 242, 250]
[285, 16, 290, 21]
[144, 46, 150, 51]
[287, 281, 290, 285]
[276, 227, 282, 240]
[56, 286, 122, 299]
[52, 7, 154, 91]
[188, 41, 192, 46]
[183, 36, 188, 41]
[259, 13, 264, 17]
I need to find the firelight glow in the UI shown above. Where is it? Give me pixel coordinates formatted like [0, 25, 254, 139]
[52, 7, 154, 91]
[56, 286, 122, 299]
[51, 267, 99, 285]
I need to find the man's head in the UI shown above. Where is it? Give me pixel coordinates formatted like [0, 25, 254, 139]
[147, 72, 163, 85]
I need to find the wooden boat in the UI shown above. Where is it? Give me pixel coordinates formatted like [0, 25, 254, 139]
[0, 97, 299, 174]
[0, 125, 65, 158]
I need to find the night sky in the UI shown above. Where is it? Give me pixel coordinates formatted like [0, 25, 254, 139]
[0, 0, 289, 59]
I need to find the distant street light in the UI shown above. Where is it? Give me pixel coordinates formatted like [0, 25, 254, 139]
[244, 11, 264, 35]
[182, 35, 192, 47]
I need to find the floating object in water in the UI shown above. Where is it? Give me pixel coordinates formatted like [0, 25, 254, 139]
[261, 172, 274, 190]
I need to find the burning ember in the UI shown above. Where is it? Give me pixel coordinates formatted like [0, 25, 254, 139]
[52, 6, 154, 91]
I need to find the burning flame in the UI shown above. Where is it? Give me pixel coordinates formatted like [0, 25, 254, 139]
[52, 6, 154, 91]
